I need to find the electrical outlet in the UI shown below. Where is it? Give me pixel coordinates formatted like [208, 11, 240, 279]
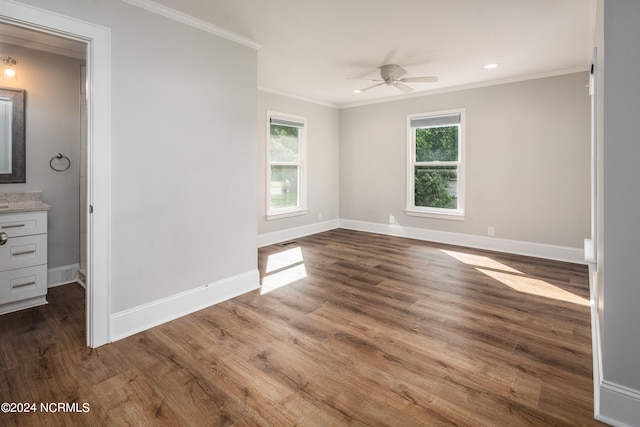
[488, 226, 495, 237]
[61, 268, 73, 282]
[318, 213, 323, 221]
[389, 214, 396, 225]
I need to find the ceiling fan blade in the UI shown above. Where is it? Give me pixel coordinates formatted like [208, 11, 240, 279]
[399, 76, 439, 83]
[355, 82, 385, 93]
[393, 82, 414, 93]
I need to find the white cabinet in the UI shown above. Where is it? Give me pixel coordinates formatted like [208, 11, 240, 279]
[0, 211, 48, 315]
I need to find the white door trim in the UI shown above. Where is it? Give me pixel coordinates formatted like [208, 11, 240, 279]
[0, 0, 112, 347]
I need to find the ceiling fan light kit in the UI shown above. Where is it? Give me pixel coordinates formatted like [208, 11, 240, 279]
[353, 64, 438, 94]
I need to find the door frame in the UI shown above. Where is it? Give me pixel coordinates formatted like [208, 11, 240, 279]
[1, 0, 111, 347]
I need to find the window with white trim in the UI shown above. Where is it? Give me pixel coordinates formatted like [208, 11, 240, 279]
[407, 109, 465, 220]
[266, 111, 307, 219]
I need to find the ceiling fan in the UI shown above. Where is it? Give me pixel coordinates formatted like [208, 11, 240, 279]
[353, 64, 438, 93]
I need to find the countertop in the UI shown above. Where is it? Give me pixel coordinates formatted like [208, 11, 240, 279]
[0, 192, 51, 214]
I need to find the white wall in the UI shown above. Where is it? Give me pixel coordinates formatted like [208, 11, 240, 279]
[339, 73, 591, 251]
[595, 0, 640, 424]
[13, 0, 259, 317]
[0, 43, 82, 269]
[257, 91, 340, 244]
[602, 0, 640, 389]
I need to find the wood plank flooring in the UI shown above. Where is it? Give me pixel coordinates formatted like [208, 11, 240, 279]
[0, 229, 606, 426]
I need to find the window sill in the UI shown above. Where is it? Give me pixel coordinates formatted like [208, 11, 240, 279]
[266, 209, 309, 221]
[405, 209, 465, 221]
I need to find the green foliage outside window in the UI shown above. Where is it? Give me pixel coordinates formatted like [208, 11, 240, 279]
[416, 126, 458, 161]
[270, 165, 299, 208]
[414, 126, 459, 209]
[270, 125, 299, 162]
[414, 167, 457, 209]
[270, 124, 300, 209]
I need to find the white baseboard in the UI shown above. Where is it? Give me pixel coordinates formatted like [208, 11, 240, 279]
[258, 218, 584, 264]
[258, 219, 340, 248]
[110, 269, 260, 342]
[48, 263, 81, 288]
[588, 265, 640, 427]
[339, 219, 585, 264]
[597, 381, 640, 427]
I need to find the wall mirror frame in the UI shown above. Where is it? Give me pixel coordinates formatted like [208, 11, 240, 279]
[0, 87, 26, 183]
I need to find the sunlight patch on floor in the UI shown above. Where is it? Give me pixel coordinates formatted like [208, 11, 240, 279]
[440, 249, 523, 274]
[477, 268, 589, 306]
[262, 246, 307, 294]
[441, 249, 588, 306]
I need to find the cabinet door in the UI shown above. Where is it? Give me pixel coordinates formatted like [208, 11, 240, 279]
[0, 234, 47, 271]
[0, 211, 47, 237]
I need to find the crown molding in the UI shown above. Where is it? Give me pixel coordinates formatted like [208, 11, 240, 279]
[258, 86, 339, 109]
[120, 0, 260, 50]
[340, 66, 589, 109]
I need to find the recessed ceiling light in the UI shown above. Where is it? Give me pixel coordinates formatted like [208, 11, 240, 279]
[484, 63, 499, 69]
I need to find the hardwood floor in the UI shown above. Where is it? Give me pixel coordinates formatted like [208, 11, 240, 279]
[0, 229, 606, 426]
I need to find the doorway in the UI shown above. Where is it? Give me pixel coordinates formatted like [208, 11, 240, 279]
[0, 0, 111, 347]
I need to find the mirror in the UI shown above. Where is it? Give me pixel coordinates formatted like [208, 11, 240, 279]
[0, 87, 25, 183]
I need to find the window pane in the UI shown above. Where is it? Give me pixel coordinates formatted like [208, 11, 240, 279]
[414, 166, 458, 209]
[415, 126, 458, 162]
[270, 165, 299, 209]
[270, 125, 299, 162]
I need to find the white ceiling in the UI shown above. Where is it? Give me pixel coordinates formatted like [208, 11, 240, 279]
[150, 0, 597, 108]
[1, 0, 596, 108]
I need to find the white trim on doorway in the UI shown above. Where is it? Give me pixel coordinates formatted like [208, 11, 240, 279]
[0, 0, 112, 347]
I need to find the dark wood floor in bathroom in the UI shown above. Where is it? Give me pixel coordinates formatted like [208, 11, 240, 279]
[0, 229, 605, 426]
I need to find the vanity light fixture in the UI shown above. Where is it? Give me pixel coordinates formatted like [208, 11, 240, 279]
[484, 63, 499, 69]
[2, 57, 17, 81]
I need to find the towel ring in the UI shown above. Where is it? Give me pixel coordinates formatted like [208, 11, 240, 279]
[50, 153, 71, 172]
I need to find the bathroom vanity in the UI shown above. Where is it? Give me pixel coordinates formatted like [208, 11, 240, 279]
[0, 192, 51, 315]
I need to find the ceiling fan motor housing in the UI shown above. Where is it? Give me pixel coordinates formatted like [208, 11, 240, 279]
[354, 64, 437, 93]
[379, 64, 406, 81]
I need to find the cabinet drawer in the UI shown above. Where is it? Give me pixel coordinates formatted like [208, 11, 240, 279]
[0, 211, 47, 237]
[0, 265, 47, 304]
[0, 234, 47, 271]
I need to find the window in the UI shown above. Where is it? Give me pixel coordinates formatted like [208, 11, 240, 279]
[266, 111, 307, 219]
[406, 109, 465, 220]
